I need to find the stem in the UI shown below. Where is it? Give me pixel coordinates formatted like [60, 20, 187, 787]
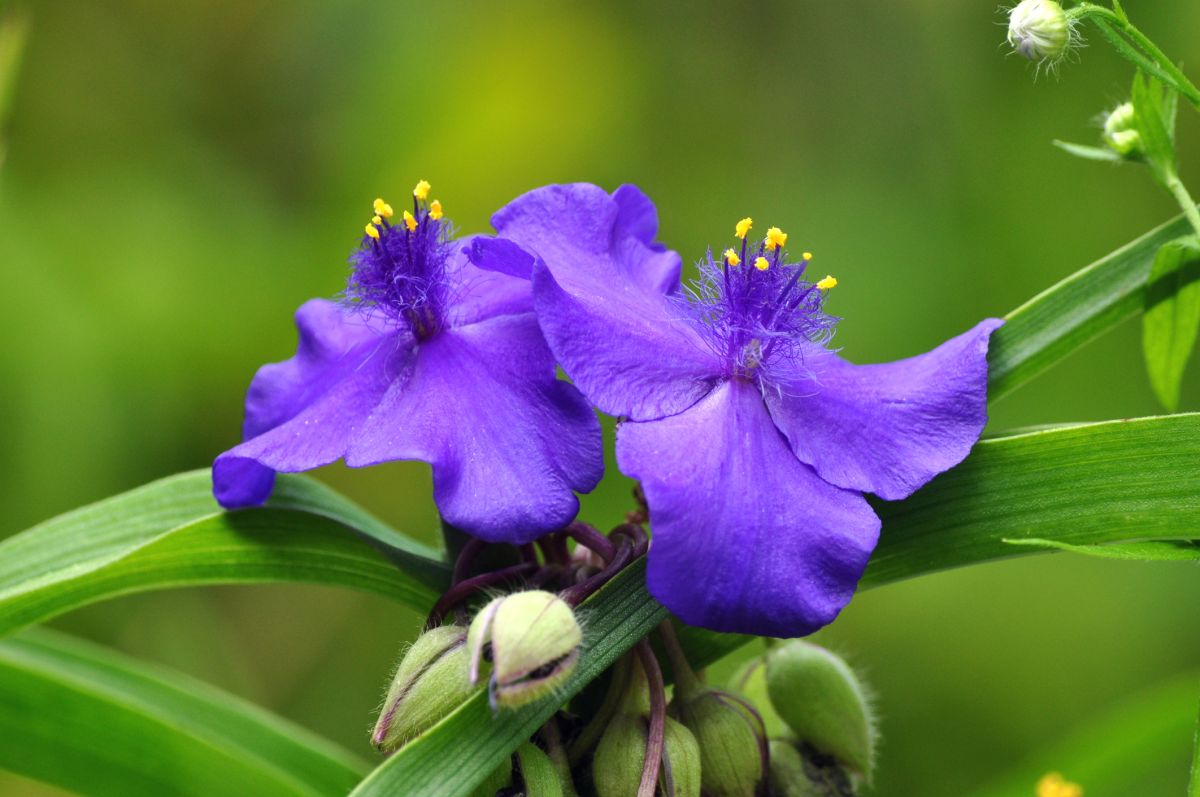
[569, 656, 631, 765]
[635, 640, 667, 797]
[540, 716, 579, 797]
[424, 562, 538, 628]
[657, 620, 703, 698]
[563, 521, 616, 562]
[1164, 171, 1200, 241]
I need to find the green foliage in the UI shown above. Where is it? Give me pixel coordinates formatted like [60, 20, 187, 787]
[0, 628, 367, 797]
[1004, 537, 1200, 561]
[1143, 236, 1200, 411]
[1052, 139, 1123, 162]
[0, 472, 450, 636]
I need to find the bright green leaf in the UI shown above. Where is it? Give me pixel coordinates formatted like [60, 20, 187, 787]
[0, 628, 368, 797]
[1190, 699, 1200, 797]
[1053, 140, 1123, 162]
[1131, 73, 1177, 184]
[1002, 537, 1200, 561]
[0, 471, 450, 636]
[1142, 236, 1200, 411]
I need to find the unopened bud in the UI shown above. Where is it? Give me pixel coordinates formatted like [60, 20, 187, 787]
[467, 590, 582, 710]
[729, 656, 786, 738]
[1007, 0, 1071, 63]
[766, 641, 875, 778]
[372, 625, 475, 751]
[673, 688, 764, 796]
[1103, 102, 1142, 156]
[470, 759, 513, 797]
[515, 743, 565, 797]
[768, 740, 858, 797]
[593, 715, 701, 797]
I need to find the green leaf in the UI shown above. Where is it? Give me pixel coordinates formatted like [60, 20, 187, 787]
[0, 470, 450, 636]
[1190, 698, 1200, 797]
[0, 628, 367, 797]
[348, 560, 667, 797]
[970, 674, 1199, 797]
[988, 210, 1198, 399]
[1053, 140, 1123, 162]
[1002, 537, 1200, 561]
[1131, 73, 1177, 184]
[1142, 236, 1200, 411]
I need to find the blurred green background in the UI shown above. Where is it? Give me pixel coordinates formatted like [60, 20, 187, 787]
[1, 1, 1198, 795]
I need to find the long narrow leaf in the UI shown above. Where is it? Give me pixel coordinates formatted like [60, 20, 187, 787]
[0, 471, 450, 635]
[0, 628, 368, 797]
[1143, 236, 1200, 411]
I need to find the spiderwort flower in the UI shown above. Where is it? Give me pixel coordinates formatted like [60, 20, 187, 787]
[212, 182, 603, 543]
[472, 184, 1002, 636]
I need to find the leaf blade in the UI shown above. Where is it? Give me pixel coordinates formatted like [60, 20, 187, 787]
[1142, 236, 1200, 411]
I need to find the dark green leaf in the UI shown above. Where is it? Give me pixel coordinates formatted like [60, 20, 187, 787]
[1002, 537, 1200, 561]
[0, 471, 450, 636]
[1053, 140, 1123, 162]
[987, 210, 1197, 399]
[0, 628, 367, 797]
[348, 560, 667, 797]
[1190, 698, 1200, 797]
[1142, 236, 1200, 411]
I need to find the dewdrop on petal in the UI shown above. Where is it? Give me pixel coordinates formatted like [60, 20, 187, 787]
[1102, 102, 1142, 157]
[467, 590, 582, 710]
[1007, 0, 1071, 64]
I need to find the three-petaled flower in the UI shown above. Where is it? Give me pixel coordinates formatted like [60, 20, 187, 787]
[472, 183, 1002, 636]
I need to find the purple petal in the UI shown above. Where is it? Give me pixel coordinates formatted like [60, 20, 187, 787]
[611, 184, 660, 246]
[212, 300, 399, 508]
[618, 381, 880, 637]
[444, 238, 533, 328]
[764, 319, 1004, 501]
[345, 313, 603, 543]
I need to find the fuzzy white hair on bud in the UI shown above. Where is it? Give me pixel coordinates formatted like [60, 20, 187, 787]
[1007, 0, 1077, 73]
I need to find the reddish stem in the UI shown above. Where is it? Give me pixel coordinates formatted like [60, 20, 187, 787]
[635, 640, 666, 797]
[425, 562, 538, 628]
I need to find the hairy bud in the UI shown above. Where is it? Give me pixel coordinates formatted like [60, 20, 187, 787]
[468, 590, 582, 710]
[1007, 0, 1071, 63]
[766, 641, 876, 779]
[515, 743, 566, 797]
[372, 625, 474, 751]
[673, 686, 764, 796]
[1103, 102, 1142, 156]
[768, 741, 858, 797]
[593, 714, 702, 797]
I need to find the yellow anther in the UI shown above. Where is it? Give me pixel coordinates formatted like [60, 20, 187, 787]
[735, 217, 753, 240]
[765, 227, 788, 251]
[413, 180, 431, 201]
[403, 210, 418, 232]
[429, 199, 443, 220]
[365, 224, 380, 240]
[1036, 773, 1082, 797]
[802, 251, 814, 261]
[816, 275, 837, 291]
[753, 256, 770, 271]
[723, 248, 740, 267]
[373, 198, 394, 219]
[371, 214, 382, 225]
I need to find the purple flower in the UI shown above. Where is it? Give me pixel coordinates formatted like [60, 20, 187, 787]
[213, 186, 603, 544]
[474, 183, 1002, 636]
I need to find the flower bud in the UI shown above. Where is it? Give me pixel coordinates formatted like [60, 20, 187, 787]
[729, 656, 786, 738]
[673, 687, 764, 796]
[767, 741, 858, 797]
[765, 641, 875, 778]
[372, 625, 475, 752]
[1103, 102, 1142, 156]
[593, 714, 702, 797]
[470, 759, 512, 797]
[467, 590, 582, 710]
[515, 743, 565, 797]
[1007, 0, 1070, 63]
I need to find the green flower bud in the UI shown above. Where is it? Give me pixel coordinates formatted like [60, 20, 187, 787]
[729, 656, 786, 738]
[372, 625, 475, 752]
[1007, 0, 1071, 63]
[768, 741, 858, 797]
[673, 687, 764, 796]
[593, 715, 701, 797]
[1103, 102, 1142, 156]
[515, 743, 564, 797]
[765, 641, 875, 778]
[467, 590, 582, 710]
[470, 759, 512, 797]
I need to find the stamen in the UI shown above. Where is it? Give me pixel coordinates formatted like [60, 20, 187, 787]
[802, 251, 813, 261]
[429, 200, 444, 220]
[402, 210, 418, 232]
[365, 224, 380, 240]
[373, 198, 394, 219]
[753, 256, 770, 271]
[765, 227, 788, 251]
[816, 275, 837, 291]
[723, 248, 740, 267]
[413, 180, 432, 201]
[371, 214, 382, 225]
[735, 217, 753, 240]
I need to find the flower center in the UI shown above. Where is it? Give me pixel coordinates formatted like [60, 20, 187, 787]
[346, 181, 449, 340]
[679, 218, 839, 384]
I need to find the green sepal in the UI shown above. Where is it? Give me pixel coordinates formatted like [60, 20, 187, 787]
[516, 743, 564, 797]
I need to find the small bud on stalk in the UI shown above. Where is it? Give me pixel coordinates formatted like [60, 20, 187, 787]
[594, 715, 702, 797]
[468, 590, 583, 710]
[1102, 102, 1142, 157]
[372, 625, 475, 752]
[1007, 0, 1072, 65]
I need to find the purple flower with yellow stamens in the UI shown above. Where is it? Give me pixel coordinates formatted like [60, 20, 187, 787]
[473, 183, 1002, 636]
[212, 181, 603, 543]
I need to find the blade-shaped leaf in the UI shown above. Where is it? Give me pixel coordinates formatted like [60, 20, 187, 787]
[1143, 236, 1200, 411]
[1053, 140, 1123, 162]
[988, 210, 1197, 399]
[0, 471, 450, 636]
[348, 560, 667, 797]
[1003, 537, 1200, 561]
[0, 628, 368, 797]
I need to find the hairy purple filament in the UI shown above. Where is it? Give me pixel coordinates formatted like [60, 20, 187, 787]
[346, 197, 451, 340]
[678, 239, 838, 387]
